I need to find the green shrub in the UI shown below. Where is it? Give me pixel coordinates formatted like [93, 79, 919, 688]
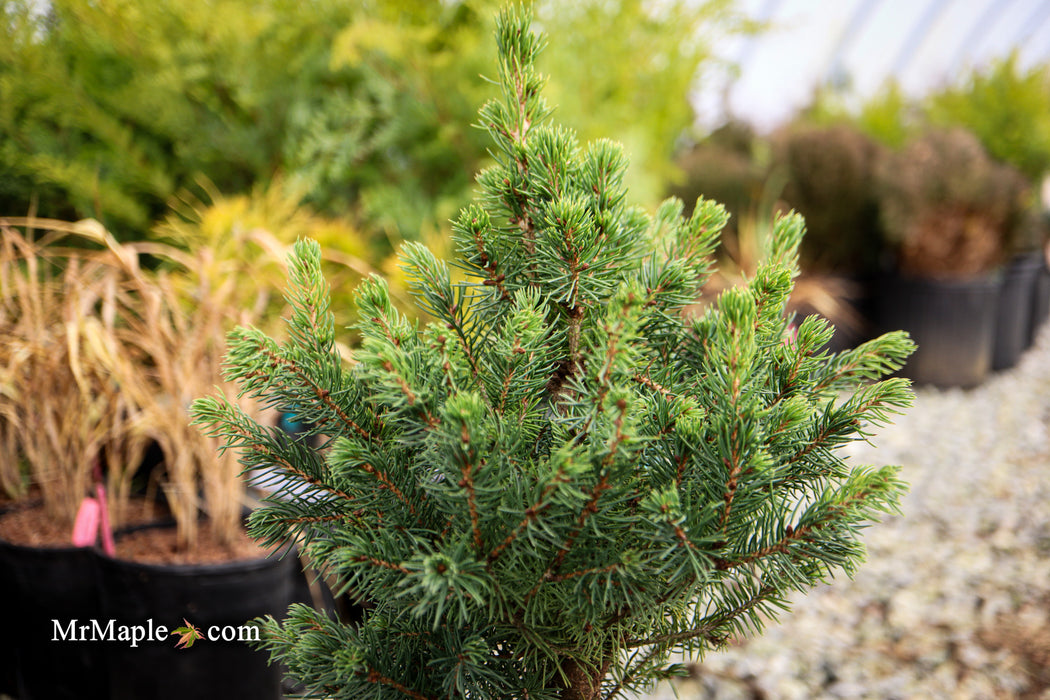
[194, 9, 914, 698]
[926, 53, 1050, 182]
[771, 123, 885, 275]
[876, 128, 1030, 277]
[0, 0, 754, 245]
[0, 0, 357, 237]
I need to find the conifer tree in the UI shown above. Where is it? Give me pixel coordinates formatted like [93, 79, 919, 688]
[192, 7, 914, 699]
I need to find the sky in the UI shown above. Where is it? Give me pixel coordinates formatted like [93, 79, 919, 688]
[700, 0, 1050, 132]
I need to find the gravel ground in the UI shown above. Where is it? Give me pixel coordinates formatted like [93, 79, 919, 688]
[640, 324, 1050, 700]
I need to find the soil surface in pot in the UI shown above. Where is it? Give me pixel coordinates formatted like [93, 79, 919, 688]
[115, 524, 264, 565]
[0, 499, 266, 564]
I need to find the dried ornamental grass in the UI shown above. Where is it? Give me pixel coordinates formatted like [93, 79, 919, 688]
[0, 224, 140, 522]
[156, 179, 400, 330]
[0, 217, 266, 550]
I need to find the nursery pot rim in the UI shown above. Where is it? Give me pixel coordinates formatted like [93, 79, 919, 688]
[886, 268, 1003, 286]
[2, 499, 286, 573]
[106, 517, 293, 575]
[96, 541, 295, 576]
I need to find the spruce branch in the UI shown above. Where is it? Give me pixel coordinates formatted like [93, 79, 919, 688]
[223, 327, 377, 442]
[400, 242, 485, 381]
[454, 204, 513, 303]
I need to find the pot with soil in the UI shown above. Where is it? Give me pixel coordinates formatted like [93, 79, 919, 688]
[99, 521, 299, 700]
[874, 129, 1031, 387]
[993, 250, 1047, 371]
[0, 502, 107, 699]
[0, 220, 302, 699]
[0, 499, 299, 700]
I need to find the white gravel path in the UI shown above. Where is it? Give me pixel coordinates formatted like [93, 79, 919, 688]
[640, 323, 1050, 700]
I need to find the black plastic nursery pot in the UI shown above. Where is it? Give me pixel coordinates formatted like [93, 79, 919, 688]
[874, 271, 1002, 389]
[96, 539, 299, 700]
[2, 520, 302, 700]
[0, 538, 109, 699]
[993, 251, 1046, 371]
[1031, 255, 1050, 345]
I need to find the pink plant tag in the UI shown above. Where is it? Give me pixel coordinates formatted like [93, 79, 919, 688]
[72, 497, 101, 547]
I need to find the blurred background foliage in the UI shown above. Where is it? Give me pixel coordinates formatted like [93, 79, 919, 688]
[3, 0, 1049, 334]
[924, 53, 1050, 185]
[806, 52, 1050, 182]
[0, 0, 755, 253]
[674, 52, 1050, 280]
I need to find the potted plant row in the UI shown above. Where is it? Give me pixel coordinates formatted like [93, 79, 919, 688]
[0, 219, 303, 699]
[674, 116, 1050, 388]
[872, 127, 1039, 387]
[793, 56, 1050, 387]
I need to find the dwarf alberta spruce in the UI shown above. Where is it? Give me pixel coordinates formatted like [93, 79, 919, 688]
[191, 7, 914, 699]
